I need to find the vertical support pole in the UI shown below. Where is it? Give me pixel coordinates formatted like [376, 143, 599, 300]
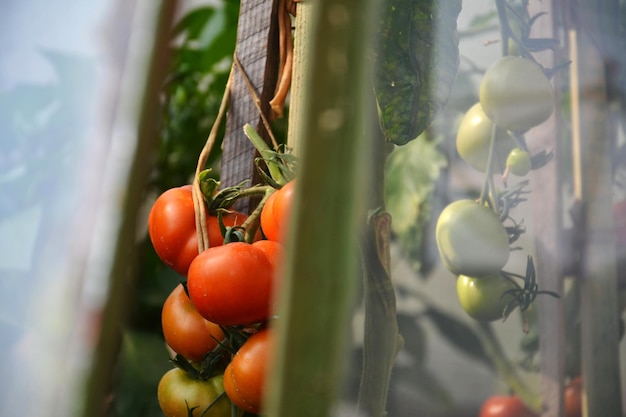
[264, 0, 380, 415]
[221, 0, 278, 213]
[570, 24, 623, 417]
[526, 2, 565, 416]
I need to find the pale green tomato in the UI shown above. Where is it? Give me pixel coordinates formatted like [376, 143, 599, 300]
[506, 148, 532, 176]
[436, 199, 510, 276]
[456, 102, 517, 172]
[479, 56, 554, 132]
[456, 274, 519, 322]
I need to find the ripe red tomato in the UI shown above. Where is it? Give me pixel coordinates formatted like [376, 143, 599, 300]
[564, 377, 583, 417]
[187, 241, 282, 325]
[260, 180, 295, 243]
[161, 284, 225, 362]
[479, 395, 537, 417]
[148, 185, 249, 276]
[223, 328, 273, 414]
[157, 368, 231, 417]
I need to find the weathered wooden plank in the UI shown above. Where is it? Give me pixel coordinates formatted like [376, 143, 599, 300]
[221, 0, 279, 213]
[526, 2, 566, 416]
[571, 24, 623, 417]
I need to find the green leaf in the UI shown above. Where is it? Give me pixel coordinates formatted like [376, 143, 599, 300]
[384, 133, 446, 273]
[423, 307, 494, 369]
[385, 134, 446, 234]
[111, 331, 172, 417]
[171, 7, 215, 40]
[373, 0, 461, 145]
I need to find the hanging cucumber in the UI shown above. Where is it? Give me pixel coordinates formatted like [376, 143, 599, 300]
[374, 0, 461, 145]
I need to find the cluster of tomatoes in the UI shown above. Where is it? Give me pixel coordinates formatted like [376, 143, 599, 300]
[148, 181, 295, 416]
[442, 54, 586, 416]
[437, 55, 555, 324]
[478, 376, 582, 417]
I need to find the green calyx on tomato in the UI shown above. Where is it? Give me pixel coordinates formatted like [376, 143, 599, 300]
[436, 199, 510, 276]
[187, 240, 282, 326]
[506, 148, 532, 177]
[223, 328, 272, 415]
[479, 56, 554, 132]
[148, 185, 250, 276]
[157, 368, 231, 417]
[456, 102, 517, 173]
[456, 274, 519, 322]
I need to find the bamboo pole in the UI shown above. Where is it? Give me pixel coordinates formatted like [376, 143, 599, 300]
[526, 1, 566, 415]
[263, 0, 381, 415]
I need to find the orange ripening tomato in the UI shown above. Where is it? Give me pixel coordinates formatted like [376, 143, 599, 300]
[223, 328, 273, 414]
[564, 377, 583, 417]
[260, 181, 295, 243]
[161, 284, 225, 362]
[148, 185, 249, 276]
[187, 241, 282, 325]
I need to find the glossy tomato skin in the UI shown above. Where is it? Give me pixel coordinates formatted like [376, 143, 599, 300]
[187, 241, 280, 325]
[223, 328, 272, 414]
[479, 56, 554, 132]
[456, 274, 519, 322]
[162, 284, 225, 362]
[564, 377, 583, 417]
[506, 148, 532, 177]
[157, 368, 231, 417]
[435, 199, 510, 276]
[148, 185, 249, 276]
[456, 102, 517, 173]
[479, 395, 537, 417]
[260, 181, 295, 243]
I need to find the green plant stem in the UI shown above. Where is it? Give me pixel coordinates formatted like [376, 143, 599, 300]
[479, 124, 499, 209]
[263, 0, 380, 415]
[240, 187, 273, 242]
[476, 322, 541, 413]
[243, 123, 286, 185]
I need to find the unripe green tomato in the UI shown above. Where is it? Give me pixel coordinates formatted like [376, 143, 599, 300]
[479, 56, 554, 132]
[456, 274, 519, 322]
[157, 369, 231, 417]
[506, 148, 532, 176]
[436, 199, 510, 276]
[456, 102, 517, 172]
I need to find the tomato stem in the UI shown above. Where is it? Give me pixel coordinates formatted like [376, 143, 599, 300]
[476, 322, 542, 413]
[479, 124, 499, 211]
[240, 187, 274, 242]
[243, 123, 288, 185]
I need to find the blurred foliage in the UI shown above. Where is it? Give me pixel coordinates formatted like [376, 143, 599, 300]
[119, 1, 561, 416]
[149, 2, 240, 192]
[109, 3, 240, 417]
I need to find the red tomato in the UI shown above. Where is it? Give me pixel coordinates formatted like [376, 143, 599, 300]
[260, 181, 295, 243]
[479, 395, 537, 417]
[564, 377, 583, 417]
[223, 328, 273, 414]
[187, 241, 280, 325]
[161, 284, 225, 362]
[148, 185, 249, 276]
